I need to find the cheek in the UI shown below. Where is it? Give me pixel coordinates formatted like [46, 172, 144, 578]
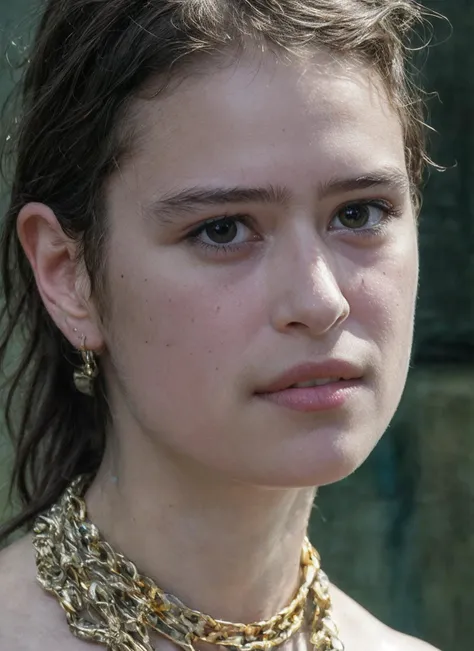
[105, 266, 270, 456]
[349, 233, 419, 373]
[105, 262, 260, 415]
[353, 223, 417, 310]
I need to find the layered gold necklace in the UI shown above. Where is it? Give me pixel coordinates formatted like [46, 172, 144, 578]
[33, 477, 344, 651]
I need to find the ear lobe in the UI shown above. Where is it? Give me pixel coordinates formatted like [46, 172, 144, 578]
[16, 202, 104, 350]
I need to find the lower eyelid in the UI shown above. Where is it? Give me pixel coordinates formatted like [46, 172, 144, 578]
[186, 203, 400, 250]
[186, 216, 260, 245]
[328, 205, 400, 234]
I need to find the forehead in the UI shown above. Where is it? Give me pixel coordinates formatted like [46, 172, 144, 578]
[121, 49, 406, 192]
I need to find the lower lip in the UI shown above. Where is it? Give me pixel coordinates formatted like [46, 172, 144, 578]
[255, 380, 362, 413]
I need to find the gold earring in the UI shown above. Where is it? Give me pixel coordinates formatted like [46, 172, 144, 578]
[73, 336, 98, 396]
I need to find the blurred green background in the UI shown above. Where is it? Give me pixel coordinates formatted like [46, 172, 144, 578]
[0, 1, 473, 650]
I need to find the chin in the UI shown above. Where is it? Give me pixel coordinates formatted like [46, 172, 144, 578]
[236, 431, 379, 490]
[230, 385, 391, 489]
[276, 454, 369, 489]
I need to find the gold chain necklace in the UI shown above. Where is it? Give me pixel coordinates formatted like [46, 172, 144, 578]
[33, 477, 344, 651]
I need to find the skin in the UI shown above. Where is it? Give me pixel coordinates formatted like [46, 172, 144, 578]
[1, 48, 439, 650]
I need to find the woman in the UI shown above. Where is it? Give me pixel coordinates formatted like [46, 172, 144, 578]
[0, 0, 441, 649]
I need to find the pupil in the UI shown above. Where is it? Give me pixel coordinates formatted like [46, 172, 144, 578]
[340, 204, 369, 228]
[206, 220, 237, 244]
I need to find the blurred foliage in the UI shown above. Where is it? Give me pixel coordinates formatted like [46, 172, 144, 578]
[314, 368, 474, 649]
[412, 0, 474, 363]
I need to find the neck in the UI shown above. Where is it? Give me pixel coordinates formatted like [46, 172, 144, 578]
[86, 430, 316, 623]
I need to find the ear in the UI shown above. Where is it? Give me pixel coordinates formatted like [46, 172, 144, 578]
[17, 202, 104, 351]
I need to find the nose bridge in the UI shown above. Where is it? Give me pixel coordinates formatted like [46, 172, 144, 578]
[269, 225, 349, 335]
[289, 229, 340, 301]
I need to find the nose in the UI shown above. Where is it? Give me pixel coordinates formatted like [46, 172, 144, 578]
[269, 231, 350, 337]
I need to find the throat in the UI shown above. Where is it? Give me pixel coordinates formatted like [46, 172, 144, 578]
[85, 464, 317, 624]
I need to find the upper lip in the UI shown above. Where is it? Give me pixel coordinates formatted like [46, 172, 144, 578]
[255, 360, 364, 394]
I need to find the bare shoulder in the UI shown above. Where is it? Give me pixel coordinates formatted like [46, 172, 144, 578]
[388, 629, 441, 651]
[0, 535, 89, 650]
[330, 585, 442, 651]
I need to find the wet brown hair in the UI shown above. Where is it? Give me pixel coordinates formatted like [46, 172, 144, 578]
[0, 0, 435, 543]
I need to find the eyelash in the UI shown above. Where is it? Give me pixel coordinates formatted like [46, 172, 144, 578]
[333, 201, 403, 236]
[185, 201, 402, 255]
[185, 213, 258, 255]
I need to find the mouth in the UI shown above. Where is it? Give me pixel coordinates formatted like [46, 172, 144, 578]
[254, 361, 364, 413]
[287, 377, 344, 389]
[255, 360, 363, 394]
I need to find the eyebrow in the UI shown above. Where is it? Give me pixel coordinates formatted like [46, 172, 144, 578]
[319, 168, 410, 199]
[145, 185, 290, 225]
[144, 167, 410, 225]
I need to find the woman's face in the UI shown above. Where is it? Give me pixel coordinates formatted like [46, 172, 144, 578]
[99, 49, 418, 487]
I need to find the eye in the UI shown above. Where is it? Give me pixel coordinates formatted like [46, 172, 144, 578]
[186, 215, 260, 252]
[331, 201, 398, 232]
[200, 218, 246, 245]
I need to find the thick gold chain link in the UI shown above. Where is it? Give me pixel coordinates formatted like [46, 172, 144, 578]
[33, 477, 344, 651]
